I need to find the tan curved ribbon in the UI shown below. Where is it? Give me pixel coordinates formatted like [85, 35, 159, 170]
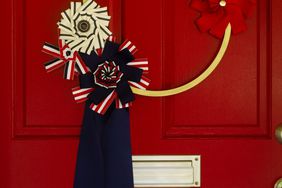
[131, 24, 231, 97]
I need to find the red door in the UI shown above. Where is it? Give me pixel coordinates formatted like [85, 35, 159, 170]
[1, 0, 282, 188]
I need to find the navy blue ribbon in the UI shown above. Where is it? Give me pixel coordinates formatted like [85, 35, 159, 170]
[73, 102, 134, 188]
[73, 39, 144, 188]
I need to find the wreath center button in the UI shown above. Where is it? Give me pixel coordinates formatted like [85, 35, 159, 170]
[66, 50, 71, 57]
[219, 0, 227, 7]
[93, 61, 124, 89]
[78, 20, 90, 32]
[61, 47, 75, 60]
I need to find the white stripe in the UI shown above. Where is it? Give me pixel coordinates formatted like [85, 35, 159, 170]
[129, 46, 136, 52]
[91, 105, 97, 111]
[121, 41, 131, 50]
[119, 99, 122, 108]
[76, 58, 87, 74]
[74, 94, 89, 100]
[140, 79, 150, 86]
[43, 45, 60, 55]
[139, 67, 149, 71]
[129, 81, 146, 90]
[66, 61, 73, 79]
[127, 61, 148, 66]
[98, 91, 115, 113]
[45, 59, 64, 69]
[72, 88, 92, 95]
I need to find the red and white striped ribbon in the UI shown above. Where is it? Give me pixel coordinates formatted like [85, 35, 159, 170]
[128, 75, 150, 90]
[127, 58, 149, 74]
[44, 59, 65, 73]
[90, 91, 117, 115]
[42, 43, 61, 58]
[115, 99, 132, 109]
[119, 40, 138, 55]
[108, 36, 116, 42]
[72, 87, 95, 103]
[72, 87, 133, 114]
[64, 60, 76, 80]
[42, 40, 89, 80]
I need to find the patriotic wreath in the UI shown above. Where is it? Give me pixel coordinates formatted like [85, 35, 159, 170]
[42, 0, 256, 104]
[41, 1, 256, 187]
[42, 0, 150, 114]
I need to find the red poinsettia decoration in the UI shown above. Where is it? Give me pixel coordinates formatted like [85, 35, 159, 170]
[191, 0, 256, 38]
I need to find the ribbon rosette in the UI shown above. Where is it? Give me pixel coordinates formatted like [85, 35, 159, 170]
[191, 0, 256, 38]
[58, 0, 112, 54]
[72, 37, 150, 115]
[42, 39, 89, 80]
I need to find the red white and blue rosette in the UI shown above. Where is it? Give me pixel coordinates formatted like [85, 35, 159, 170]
[42, 39, 89, 80]
[72, 37, 150, 115]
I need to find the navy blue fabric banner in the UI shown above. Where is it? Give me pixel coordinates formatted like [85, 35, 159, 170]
[73, 101, 134, 188]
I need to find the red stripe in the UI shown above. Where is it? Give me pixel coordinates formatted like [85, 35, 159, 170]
[126, 42, 137, 54]
[75, 98, 88, 103]
[72, 88, 94, 103]
[115, 99, 122, 109]
[119, 39, 130, 51]
[129, 58, 148, 65]
[72, 87, 80, 92]
[119, 40, 138, 55]
[115, 99, 132, 109]
[76, 54, 89, 73]
[96, 48, 103, 56]
[99, 92, 117, 114]
[90, 103, 95, 110]
[127, 65, 148, 72]
[45, 60, 65, 72]
[141, 75, 151, 84]
[128, 82, 144, 89]
[128, 75, 150, 89]
[42, 48, 60, 58]
[69, 61, 75, 80]
[130, 48, 138, 55]
[72, 88, 94, 98]
[91, 92, 116, 114]
[108, 36, 116, 42]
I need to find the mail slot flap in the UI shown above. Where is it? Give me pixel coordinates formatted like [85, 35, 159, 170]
[132, 155, 201, 187]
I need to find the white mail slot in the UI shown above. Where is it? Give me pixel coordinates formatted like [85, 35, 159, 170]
[132, 155, 201, 187]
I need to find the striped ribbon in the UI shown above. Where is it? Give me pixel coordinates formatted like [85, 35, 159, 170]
[42, 39, 89, 80]
[72, 38, 150, 115]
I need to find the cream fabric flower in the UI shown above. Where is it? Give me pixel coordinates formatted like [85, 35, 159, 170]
[58, 0, 112, 54]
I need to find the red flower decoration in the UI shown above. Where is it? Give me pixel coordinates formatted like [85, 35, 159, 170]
[191, 0, 256, 38]
[94, 61, 124, 89]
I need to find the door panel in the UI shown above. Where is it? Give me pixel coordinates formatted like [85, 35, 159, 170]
[163, 0, 269, 138]
[1, 0, 282, 188]
[12, 0, 112, 137]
